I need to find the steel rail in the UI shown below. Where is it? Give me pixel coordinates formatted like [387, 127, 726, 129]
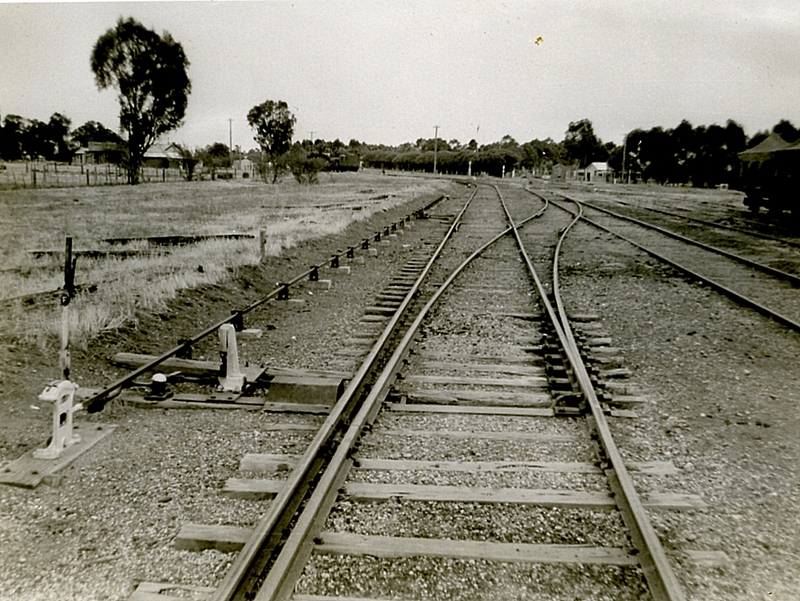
[211, 188, 478, 601]
[250, 188, 548, 601]
[543, 194, 800, 334]
[500, 185, 686, 601]
[612, 201, 800, 250]
[578, 199, 800, 287]
[83, 196, 446, 413]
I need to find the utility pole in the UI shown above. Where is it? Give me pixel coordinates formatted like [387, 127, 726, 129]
[622, 134, 627, 185]
[433, 125, 439, 175]
[228, 119, 233, 172]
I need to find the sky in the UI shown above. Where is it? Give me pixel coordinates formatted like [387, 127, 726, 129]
[1, 0, 799, 151]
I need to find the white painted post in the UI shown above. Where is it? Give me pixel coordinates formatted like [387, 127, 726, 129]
[218, 324, 246, 392]
[33, 381, 81, 459]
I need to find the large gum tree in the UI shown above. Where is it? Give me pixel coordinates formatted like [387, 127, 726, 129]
[247, 100, 296, 183]
[91, 17, 191, 184]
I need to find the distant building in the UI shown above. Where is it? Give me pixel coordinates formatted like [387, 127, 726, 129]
[143, 143, 185, 169]
[72, 142, 123, 166]
[551, 164, 568, 182]
[585, 162, 611, 183]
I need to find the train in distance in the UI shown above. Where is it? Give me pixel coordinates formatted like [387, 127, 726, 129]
[737, 132, 800, 216]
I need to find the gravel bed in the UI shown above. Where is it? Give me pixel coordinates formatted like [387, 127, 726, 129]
[558, 193, 800, 600]
[295, 556, 649, 601]
[357, 435, 596, 463]
[326, 500, 629, 545]
[374, 413, 584, 436]
[0, 182, 465, 600]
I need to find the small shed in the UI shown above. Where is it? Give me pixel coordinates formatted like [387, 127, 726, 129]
[143, 143, 184, 169]
[585, 162, 611, 183]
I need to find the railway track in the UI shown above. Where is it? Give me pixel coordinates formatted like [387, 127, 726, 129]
[534, 190, 800, 333]
[126, 182, 720, 601]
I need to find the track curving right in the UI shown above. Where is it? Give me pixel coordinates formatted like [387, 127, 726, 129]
[220, 182, 697, 601]
[535, 190, 800, 333]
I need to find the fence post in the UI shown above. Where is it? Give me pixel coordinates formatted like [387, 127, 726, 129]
[259, 230, 267, 263]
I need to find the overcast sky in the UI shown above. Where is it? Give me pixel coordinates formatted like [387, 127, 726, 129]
[1, 0, 799, 151]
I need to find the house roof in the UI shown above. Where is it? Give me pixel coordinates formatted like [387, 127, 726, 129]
[738, 133, 792, 161]
[144, 143, 183, 160]
[587, 162, 609, 170]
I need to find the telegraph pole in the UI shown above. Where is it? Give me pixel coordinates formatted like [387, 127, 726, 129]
[228, 119, 233, 172]
[433, 125, 439, 175]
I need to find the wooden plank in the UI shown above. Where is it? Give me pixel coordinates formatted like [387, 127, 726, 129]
[315, 532, 637, 566]
[639, 492, 707, 510]
[129, 582, 214, 601]
[404, 375, 547, 387]
[354, 459, 602, 474]
[344, 483, 706, 510]
[489, 312, 540, 321]
[261, 402, 330, 414]
[240, 453, 298, 473]
[0, 424, 116, 489]
[354, 458, 678, 476]
[683, 549, 730, 567]
[416, 361, 544, 376]
[126, 398, 261, 411]
[221, 478, 284, 500]
[389, 403, 553, 417]
[292, 593, 385, 601]
[174, 523, 253, 552]
[416, 351, 542, 364]
[375, 428, 575, 443]
[110, 353, 351, 380]
[405, 390, 552, 408]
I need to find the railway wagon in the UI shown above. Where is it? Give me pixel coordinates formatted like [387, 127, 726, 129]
[738, 132, 800, 215]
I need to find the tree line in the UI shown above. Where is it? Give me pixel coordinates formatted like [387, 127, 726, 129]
[3, 15, 797, 189]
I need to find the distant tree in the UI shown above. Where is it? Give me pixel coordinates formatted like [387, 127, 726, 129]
[173, 144, 198, 181]
[197, 142, 231, 178]
[47, 113, 73, 161]
[562, 119, 606, 168]
[0, 115, 26, 161]
[286, 143, 327, 183]
[772, 119, 800, 143]
[247, 100, 296, 183]
[71, 120, 123, 147]
[91, 17, 191, 184]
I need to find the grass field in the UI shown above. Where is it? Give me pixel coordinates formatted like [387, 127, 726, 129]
[0, 170, 445, 346]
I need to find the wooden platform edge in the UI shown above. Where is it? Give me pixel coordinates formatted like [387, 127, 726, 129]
[0, 424, 116, 489]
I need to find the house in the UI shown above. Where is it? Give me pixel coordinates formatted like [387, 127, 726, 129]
[143, 143, 185, 169]
[585, 162, 611, 183]
[550, 164, 569, 182]
[72, 141, 123, 166]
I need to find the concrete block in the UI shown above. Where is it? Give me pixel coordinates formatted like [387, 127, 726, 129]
[267, 375, 344, 407]
[336, 266, 352, 275]
[311, 279, 332, 290]
[288, 298, 307, 307]
[353, 256, 365, 265]
[368, 248, 379, 257]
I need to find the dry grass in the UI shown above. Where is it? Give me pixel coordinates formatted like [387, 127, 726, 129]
[0, 170, 445, 347]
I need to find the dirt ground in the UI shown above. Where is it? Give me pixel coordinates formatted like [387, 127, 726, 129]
[1, 179, 798, 600]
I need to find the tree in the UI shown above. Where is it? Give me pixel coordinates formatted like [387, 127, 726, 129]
[91, 17, 191, 184]
[0, 115, 26, 161]
[247, 100, 296, 183]
[562, 119, 606, 168]
[47, 113, 73, 162]
[71, 121, 123, 147]
[197, 142, 231, 178]
[772, 120, 800, 143]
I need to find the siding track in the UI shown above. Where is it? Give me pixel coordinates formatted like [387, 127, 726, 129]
[138, 183, 711, 601]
